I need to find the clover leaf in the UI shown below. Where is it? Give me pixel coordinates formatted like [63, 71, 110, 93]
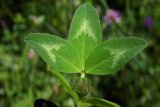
[24, 3, 147, 75]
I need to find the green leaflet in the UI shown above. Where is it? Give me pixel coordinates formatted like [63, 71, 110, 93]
[82, 97, 120, 107]
[68, 3, 102, 70]
[24, 33, 81, 73]
[86, 37, 147, 75]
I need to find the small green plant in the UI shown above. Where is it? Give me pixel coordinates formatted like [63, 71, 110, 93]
[24, 3, 147, 107]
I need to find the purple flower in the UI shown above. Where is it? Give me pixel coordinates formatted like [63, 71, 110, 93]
[144, 16, 153, 28]
[103, 9, 121, 25]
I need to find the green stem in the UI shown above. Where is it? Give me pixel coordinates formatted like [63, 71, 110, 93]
[19, 45, 29, 70]
[100, 0, 109, 9]
[49, 68, 79, 107]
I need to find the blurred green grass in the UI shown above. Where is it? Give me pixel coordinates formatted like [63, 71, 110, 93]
[0, 0, 160, 107]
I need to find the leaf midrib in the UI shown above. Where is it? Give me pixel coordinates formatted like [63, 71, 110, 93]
[81, 5, 88, 70]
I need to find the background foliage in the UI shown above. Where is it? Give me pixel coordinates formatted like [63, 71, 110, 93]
[0, 0, 160, 107]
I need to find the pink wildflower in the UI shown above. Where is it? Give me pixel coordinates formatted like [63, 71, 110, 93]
[103, 9, 121, 25]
